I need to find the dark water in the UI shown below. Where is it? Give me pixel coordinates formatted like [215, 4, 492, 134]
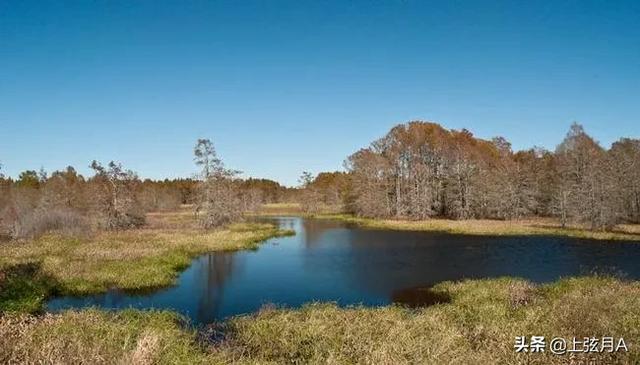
[47, 217, 640, 325]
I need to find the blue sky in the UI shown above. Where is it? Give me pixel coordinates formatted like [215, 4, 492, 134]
[1, 0, 639, 186]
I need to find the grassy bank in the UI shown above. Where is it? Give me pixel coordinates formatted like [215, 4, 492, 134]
[310, 214, 640, 241]
[253, 203, 640, 241]
[0, 309, 210, 364]
[0, 211, 293, 313]
[2, 208, 639, 364]
[1, 276, 638, 364]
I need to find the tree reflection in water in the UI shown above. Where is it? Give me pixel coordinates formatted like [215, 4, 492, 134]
[47, 217, 640, 325]
[197, 252, 236, 323]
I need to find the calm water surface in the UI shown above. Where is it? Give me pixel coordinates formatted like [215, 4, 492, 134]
[47, 217, 640, 324]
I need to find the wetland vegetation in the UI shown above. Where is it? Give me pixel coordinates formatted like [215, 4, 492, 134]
[2, 276, 639, 364]
[2, 123, 640, 364]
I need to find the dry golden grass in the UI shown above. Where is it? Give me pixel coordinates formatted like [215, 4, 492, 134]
[315, 214, 640, 241]
[145, 206, 200, 229]
[0, 309, 210, 364]
[207, 276, 640, 364]
[251, 203, 343, 217]
[2, 277, 638, 364]
[252, 203, 304, 216]
[251, 203, 640, 241]
[618, 223, 640, 235]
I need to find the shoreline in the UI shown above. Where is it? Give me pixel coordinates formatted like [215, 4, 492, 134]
[254, 209, 640, 241]
[2, 275, 639, 363]
[0, 217, 294, 313]
[2, 209, 640, 363]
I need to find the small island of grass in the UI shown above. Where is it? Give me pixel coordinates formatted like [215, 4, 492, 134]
[0, 209, 293, 313]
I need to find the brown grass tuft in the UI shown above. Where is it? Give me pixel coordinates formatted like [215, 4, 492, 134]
[507, 281, 537, 308]
[122, 331, 161, 365]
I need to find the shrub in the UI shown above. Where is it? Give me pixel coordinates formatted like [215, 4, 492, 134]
[102, 210, 146, 231]
[89, 161, 146, 230]
[10, 208, 91, 240]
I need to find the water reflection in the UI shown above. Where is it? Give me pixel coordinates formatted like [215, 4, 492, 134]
[391, 287, 451, 308]
[196, 253, 236, 323]
[48, 217, 640, 325]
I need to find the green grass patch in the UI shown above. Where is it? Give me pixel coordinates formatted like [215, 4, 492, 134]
[0, 263, 58, 313]
[0, 222, 293, 312]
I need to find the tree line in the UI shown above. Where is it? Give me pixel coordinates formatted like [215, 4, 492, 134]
[0, 143, 295, 239]
[3, 123, 638, 238]
[300, 121, 640, 231]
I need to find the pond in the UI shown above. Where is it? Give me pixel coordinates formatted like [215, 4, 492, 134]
[47, 217, 640, 325]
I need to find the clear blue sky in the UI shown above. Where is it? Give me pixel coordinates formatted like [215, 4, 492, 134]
[1, 0, 639, 186]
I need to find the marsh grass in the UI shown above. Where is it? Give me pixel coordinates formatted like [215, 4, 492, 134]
[0, 263, 58, 313]
[250, 202, 304, 216]
[207, 277, 640, 364]
[314, 214, 640, 241]
[251, 204, 640, 241]
[0, 309, 210, 364]
[2, 209, 639, 364]
[0, 211, 293, 310]
[2, 277, 637, 364]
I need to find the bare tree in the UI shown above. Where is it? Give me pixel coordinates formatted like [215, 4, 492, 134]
[240, 187, 264, 213]
[482, 138, 533, 219]
[0, 163, 10, 237]
[610, 138, 640, 223]
[194, 139, 243, 228]
[346, 149, 393, 218]
[89, 161, 145, 230]
[298, 171, 324, 214]
[554, 123, 619, 230]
